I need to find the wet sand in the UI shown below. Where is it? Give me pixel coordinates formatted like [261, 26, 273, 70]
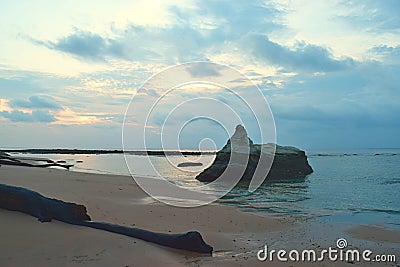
[0, 165, 398, 266]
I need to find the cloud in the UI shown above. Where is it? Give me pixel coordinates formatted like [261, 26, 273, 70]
[34, 25, 206, 63]
[3, 1, 400, 148]
[368, 44, 400, 65]
[10, 95, 62, 110]
[36, 24, 356, 74]
[32, 1, 284, 64]
[264, 59, 400, 147]
[183, 0, 284, 38]
[0, 75, 49, 98]
[35, 29, 159, 62]
[0, 109, 56, 122]
[185, 62, 222, 77]
[0, 69, 81, 102]
[49, 31, 108, 60]
[338, 0, 400, 32]
[370, 44, 400, 53]
[370, 44, 400, 57]
[31, 110, 57, 122]
[247, 35, 355, 72]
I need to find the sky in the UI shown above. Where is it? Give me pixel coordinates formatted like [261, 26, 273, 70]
[0, 0, 399, 149]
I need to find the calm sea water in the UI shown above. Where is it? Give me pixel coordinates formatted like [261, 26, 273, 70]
[11, 148, 400, 229]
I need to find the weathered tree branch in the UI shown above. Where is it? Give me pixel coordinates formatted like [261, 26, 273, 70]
[0, 184, 213, 254]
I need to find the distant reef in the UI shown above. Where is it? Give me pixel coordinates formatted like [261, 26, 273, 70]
[196, 125, 313, 183]
[0, 152, 72, 169]
[0, 149, 214, 156]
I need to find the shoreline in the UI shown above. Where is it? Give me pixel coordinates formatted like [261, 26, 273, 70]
[0, 165, 399, 266]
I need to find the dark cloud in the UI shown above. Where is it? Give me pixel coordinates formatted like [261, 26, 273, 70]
[0, 110, 33, 122]
[10, 95, 62, 110]
[35, 30, 159, 61]
[0, 110, 56, 123]
[186, 62, 222, 77]
[248, 35, 355, 72]
[50, 31, 107, 60]
[31, 110, 57, 122]
[45, 23, 218, 63]
[140, 88, 160, 97]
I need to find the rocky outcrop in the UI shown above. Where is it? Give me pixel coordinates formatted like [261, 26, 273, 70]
[196, 125, 313, 183]
[0, 183, 213, 254]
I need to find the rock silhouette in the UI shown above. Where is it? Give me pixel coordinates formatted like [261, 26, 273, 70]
[196, 125, 313, 183]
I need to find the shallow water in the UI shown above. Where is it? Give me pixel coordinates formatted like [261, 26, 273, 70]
[11, 148, 400, 229]
[224, 149, 400, 229]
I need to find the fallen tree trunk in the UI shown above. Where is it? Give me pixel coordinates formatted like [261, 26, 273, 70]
[0, 184, 213, 254]
[0, 183, 91, 223]
[75, 221, 212, 253]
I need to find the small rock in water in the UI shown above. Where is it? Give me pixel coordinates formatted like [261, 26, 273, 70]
[177, 162, 203, 167]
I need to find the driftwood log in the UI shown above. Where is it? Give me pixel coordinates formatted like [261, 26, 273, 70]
[75, 221, 212, 253]
[0, 184, 213, 254]
[0, 184, 90, 223]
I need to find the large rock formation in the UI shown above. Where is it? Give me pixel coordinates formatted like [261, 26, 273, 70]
[196, 125, 313, 183]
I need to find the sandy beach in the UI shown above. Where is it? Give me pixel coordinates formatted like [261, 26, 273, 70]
[2, 0, 400, 265]
[1, 165, 399, 266]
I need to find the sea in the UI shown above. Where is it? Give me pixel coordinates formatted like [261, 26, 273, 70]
[9, 148, 400, 230]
